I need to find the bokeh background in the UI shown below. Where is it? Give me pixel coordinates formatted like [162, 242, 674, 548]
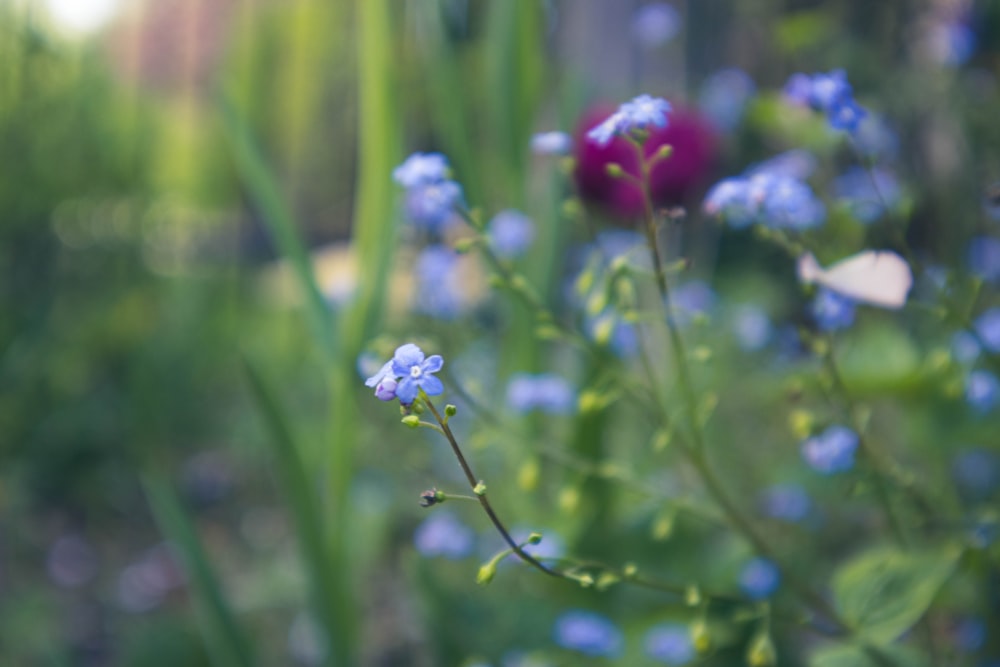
[2, 0, 999, 665]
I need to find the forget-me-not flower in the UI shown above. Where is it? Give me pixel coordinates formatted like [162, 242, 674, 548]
[739, 557, 781, 600]
[393, 152, 450, 188]
[784, 69, 868, 134]
[801, 425, 859, 474]
[698, 68, 755, 131]
[643, 623, 695, 665]
[506, 374, 575, 414]
[391, 343, 444, 404]
[834, 167, 901, 223]
[812, 288, 856, 331]
[413, 510, 475, 559]
[974, 308, 1000, 353]
[553, 610, 623, 657]
[966, 370, 999, 413]
[632, 3, 681, 48]
[530, 131, 572, 155]
[488, 210, 535, 260]
[587, 95, 671, 146]
[405, 180, 463, 231]
[759, 483, 811, 522]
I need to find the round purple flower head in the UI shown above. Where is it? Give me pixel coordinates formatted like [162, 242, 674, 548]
[391, 343, 444, 404]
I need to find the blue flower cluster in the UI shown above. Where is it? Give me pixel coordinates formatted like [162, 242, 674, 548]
[364, 343, 444, 404]
[394, 152, 463, 231]
[643, 623, 695, 665]
[801, 425, 859, 474]
[784, 69, 868, 133]
[703, 166, 826, 230]
[812, 288, 856, 332]
[587, 94, 672, 146]
[833, 166, 901, 224]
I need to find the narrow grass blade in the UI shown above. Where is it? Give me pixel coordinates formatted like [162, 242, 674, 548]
[143, 476, 255, 667]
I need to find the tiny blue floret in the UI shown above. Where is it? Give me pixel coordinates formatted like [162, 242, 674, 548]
[488, 210, 535, 260]
[812, 289, 856, 332]
[643, 623, 695, 665]
[405, 180, 463, 231]
[739, 557, 781, 600]
[393, 152, 450, 188]
[801, 424, 859, 474]
[587, 95, 671, 146]
[391, 343, 445, 404]
[553, 610, 623, 657]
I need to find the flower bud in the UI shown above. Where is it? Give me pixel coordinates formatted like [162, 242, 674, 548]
[419, 488, 445, 507]
[401, 415, 420, 429]
[605, 163, 625, 178]
[690, 620, 711, 654]
[444, 404, 458, 417]
[746, 631, 776, 666]
[473, 481, 487, 496]
[476, 561, 497, 586]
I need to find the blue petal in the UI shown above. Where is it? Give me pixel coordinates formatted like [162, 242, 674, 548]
[395, 377, 418, 404]
[364, 360, 394, 387]
[392, 343, 425, 375]
[422, 355, 443, 374]
[419, 375, 443, 396]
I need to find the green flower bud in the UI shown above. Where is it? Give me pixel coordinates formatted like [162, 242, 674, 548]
[476, 561, 497, 586]
[605, 163, 625, 178]
[747, 631, 776, 666]
[401, 415, 420, 429]
[444, 404, 458, 417]
[473, 481, 487, 496]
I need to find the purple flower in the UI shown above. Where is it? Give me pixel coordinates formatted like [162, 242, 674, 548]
[965, 370, 999, 413]
[974, 308, 1000, 353]
[644, 623, 695, 665]
[530, 131, 572, 155]
[413, 511, 475, 559]
[393, 152, 450, 188]
[801, 425, 859, 474]
[391, 343, 444, 404]
[739, 557, 781, 600]
[488, 210, 535, 260]
[506, 373, 575, 414]
[632, 3, 681, 48]
[812, 288, 856, 331]
[587, 95, 671, 146]
[553, 610, 623, 657]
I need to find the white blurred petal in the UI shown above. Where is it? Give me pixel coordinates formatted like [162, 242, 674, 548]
[797, 250, 912, 309]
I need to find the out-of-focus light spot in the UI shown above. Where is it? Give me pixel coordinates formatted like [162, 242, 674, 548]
[43, 0, 123, 35]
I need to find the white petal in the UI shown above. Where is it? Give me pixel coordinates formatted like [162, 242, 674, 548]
[797, 250, 913, 309]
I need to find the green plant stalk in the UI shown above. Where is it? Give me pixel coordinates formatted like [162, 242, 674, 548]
[629, 140, 847, 633]
[144, 476, 255, 667]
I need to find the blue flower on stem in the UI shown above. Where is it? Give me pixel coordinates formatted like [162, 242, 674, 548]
[393, 152, 450, 188]
[391, 343, 444, 404]
[739, 557, 781, 600]
[587, 94, 671, 146]
[812, 288, 856, 331]
[643, 623, 695, 665]
[488, 210, 535, 260]
[364, 360, 399, 402]
[553, 610, 623, 657]
[801, 425, 859, 474]
[783, 69, 868, 134]
[405, 180, 463, 231]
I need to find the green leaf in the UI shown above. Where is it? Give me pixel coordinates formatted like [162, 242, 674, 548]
[837, 324, 921, 395]
[831, 545, 959, 644]
[143, 476, 255, 667]
[243, 358, 351, 666]
[810, 642, 930, 667]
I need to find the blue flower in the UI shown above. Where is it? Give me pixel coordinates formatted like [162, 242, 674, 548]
[506, 374, 575, 414]
[405, 180, 463, 231]
[553, 610, 623, 657]
[643, 623, 695, 665]
[632, 3, 681, 49]
[759, 483, 811, 522]
[739, 557, 781, 600]
[364, 360, 399, 402]
[974, 308, 1000, 353]
[806, 69, 852, 112]
[413, 510, 475, 559]
[968, 236, 1000, 283]
[952, 449, 999, 500]
[759, 174, 826, 229]
[704, 163, 825, 230]
[699, 68, 755, 131]
[414, 245, 465, 319]
[827, 97, 867, 133]
[587, 95, 671, 146]
[801, 425, 859, 474]
[393, 152, 450, 188]
[965, 370, 999, 413]
[834, 167, 901, 223]
[952, 331, 981, 365]
[488, 210, 535, 260]
[671, 281, 716, 325]
[530, 131, 572, 155]
[391, 343, 444, 404]
[952, 616, 987, 653]
[703, 177, 755, 228]
[812, 289, 856, 331]
[731, 304, 773, 351]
